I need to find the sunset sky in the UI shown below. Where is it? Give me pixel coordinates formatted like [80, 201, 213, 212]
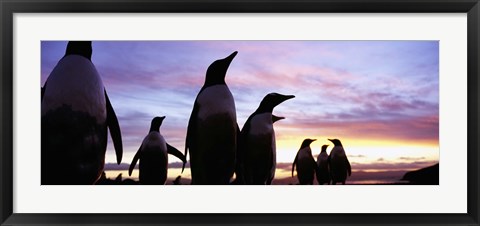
[41, 41, 439, 182]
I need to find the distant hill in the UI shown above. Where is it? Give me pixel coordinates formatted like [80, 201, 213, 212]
[401, 163, 439, 185]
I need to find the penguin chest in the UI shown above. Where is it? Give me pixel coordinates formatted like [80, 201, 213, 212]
[140, 132, 168, 165]
[297, 147, 315, 172]
[42, 55, 106, 123]
[245, 113, 276, 166]
[330, 147, 346, 162]
[246, 113, 276, 164]
[296, 147, 315, 184]
[41, 56, 107, 184]
[316, 152, 330, 184]
[196, 85, 236, 121]
[317, 152, 329, 170]
[195, 85, 237, 153]
[329, 147, 348, 179]
[249, 113, 274, 136]
[139, 132, 168, 184]
[246, 113, 275, 162]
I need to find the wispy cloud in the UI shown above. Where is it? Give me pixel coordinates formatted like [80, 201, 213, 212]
[275, 114, 438, 143]
[398, 156, 426, 161]
[351, 160, 438, 171]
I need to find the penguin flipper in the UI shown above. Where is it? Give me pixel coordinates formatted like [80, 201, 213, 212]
[346, 158, 352, 176]
[327, 155, 332, 181]
[292, 153, 298, 177]
[167, 143, 187, 173]
[234, 124, 245, 184]
[312, 158, 320, 177]
[185, 101, 199, 161]
[105, 90, 123, 164]
[41, 86, 45, 101]
[128, 145, 142, 176]
[239, 115, 254, 183]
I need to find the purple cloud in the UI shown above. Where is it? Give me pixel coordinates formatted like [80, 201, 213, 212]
[42, 40, 439, 167]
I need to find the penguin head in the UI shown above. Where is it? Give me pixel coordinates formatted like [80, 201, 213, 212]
[300, 138, 316, 149]
[204, 51, 238, 87]
[149, 116, 166, 132]
[257, 93, 295, 113]
[65, 41, 92, 60]
[272, 115, 285, 123]
[328, 138, 343, 147]
[321, 144, 329, 152]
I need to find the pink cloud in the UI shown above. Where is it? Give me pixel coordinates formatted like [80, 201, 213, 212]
[275, 114, 439, 143]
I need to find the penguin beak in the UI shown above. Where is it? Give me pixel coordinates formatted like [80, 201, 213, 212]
[283, 94, 295, 100]
[221, 51, 238, 68]
[157, 116, 166, 124]
[225, 51, 238, 62]
[272, 115, 285, 122]
[281, 95, 295, 103]
[214, 51, 238, 79]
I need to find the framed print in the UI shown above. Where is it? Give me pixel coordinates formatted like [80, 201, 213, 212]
[1, 0, 479, 225]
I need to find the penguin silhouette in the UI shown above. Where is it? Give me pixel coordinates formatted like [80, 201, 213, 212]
[41, 41, 123, 185]
[240, 93, 295, 185]
[316, 144, 330, 185]
[185, 51, 239, 185]
[328, 139, 351, 185]
[129, 116, 186, 185]
[292, 139, 317, 185]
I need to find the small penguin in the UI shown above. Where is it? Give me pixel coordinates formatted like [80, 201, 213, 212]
[41, 41, 123, 185]
[185, 51, 239, 185]
[316, 144, 330, 185]
[129, 116, 186, 185]
[292, 139, 317, 185]
[328, 139, 352, 185]
[241, 93, 295, 185]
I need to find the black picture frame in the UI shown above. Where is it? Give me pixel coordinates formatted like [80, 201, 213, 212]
[1, 0, 479, 225]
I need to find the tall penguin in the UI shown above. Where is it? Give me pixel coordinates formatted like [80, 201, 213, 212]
[41, 41, 123, 185]
[241, 93, 295, 185]
[129, 116, 186, 185]
[185, 51, 239, 185]
[292, 139, 317, 185]
[328, 139, 352, 185]
[316, 144, 330, 185]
